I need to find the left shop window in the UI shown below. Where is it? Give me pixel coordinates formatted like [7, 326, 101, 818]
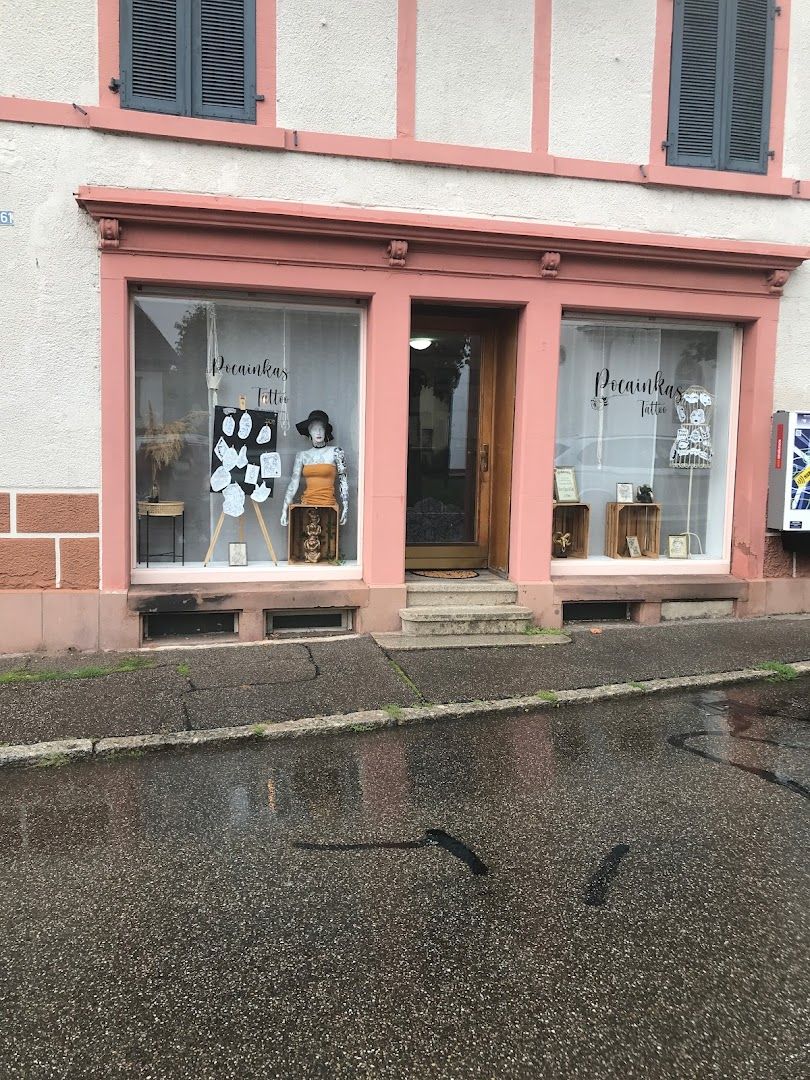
[133, 295, 362, 569]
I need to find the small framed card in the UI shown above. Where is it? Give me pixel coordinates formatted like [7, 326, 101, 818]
[616, 483, 635, 503]
[229, 542, 248, 567]
[554, 466, 579, 503]
[668, 533, 689, 559]
[626, 535, 642, 559]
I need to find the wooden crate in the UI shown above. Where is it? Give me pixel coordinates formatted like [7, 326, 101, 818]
[604, 502, 661, 559]
[552, 502, 590, 558]
[288, 504, 339, 563]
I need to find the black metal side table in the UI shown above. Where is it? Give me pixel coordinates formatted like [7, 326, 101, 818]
[137, 501, 185, 566]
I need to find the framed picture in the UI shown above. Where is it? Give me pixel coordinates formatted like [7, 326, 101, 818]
[554, 467, 579, 503]
[626, 535, 642, 559]
[668, 533, 689, 559]
[616, 483, 635, 503]
[229, 542, 248, 567]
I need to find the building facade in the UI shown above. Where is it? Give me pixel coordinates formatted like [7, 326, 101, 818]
[0, 0, 809, 652]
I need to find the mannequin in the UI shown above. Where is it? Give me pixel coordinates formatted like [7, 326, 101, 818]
[281, 409, 349, 527]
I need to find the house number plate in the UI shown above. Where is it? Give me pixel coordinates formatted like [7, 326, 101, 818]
[0, 211, 14, 225]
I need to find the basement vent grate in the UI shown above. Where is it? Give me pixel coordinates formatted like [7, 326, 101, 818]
[144, 611, 237, 640]
[563, 601, 630, 623]
[266, 609, 353, 634]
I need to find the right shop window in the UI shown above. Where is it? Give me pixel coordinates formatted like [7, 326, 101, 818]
[554, 318, 737, 563]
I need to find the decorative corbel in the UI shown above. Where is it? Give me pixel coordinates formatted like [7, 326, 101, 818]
[766, 268, 790, 295]
[540, 251, 561, 279]
[386, 239, 408, 268]
[98, 217, 121, 250]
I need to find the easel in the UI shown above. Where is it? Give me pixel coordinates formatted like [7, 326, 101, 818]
[204, 395, 278, 567]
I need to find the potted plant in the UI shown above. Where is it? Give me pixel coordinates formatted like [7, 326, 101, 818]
[141, 403, 202, 504]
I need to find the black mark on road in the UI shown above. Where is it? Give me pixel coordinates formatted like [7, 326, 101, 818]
[668, 731, 810, 802]
[584, 843, 631, 907]
[294, 829, 489, 876]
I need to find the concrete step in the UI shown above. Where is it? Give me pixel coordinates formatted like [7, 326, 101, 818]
[405, 580, 518, 607]
[399, 605, 534, 636]
[374, 631, 570, 651]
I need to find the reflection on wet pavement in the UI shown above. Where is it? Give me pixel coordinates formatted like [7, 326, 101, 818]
[0, 679, 808, 1078]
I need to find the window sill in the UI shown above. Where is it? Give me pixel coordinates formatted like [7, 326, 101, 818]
[131, 561, 363, 585]
[551, 557, 732, 577]
[645, 162, 795, 198]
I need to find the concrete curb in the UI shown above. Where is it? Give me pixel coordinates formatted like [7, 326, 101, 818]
[3, 660, 809, 768]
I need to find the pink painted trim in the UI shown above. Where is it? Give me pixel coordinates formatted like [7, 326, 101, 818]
[396, 0, 417, 139]
[100, 273, 131, 591]
[649, 0, 792, 188]
[256, 0, 277, 129]
[97, 0, 119, 109]
[531, 0, 552, 153]
[76, 185, 810, 267]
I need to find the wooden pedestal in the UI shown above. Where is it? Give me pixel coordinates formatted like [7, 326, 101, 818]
[605, 502, 661, 559]
[288, 505, 339, 564]
[552, 502, 590, 558]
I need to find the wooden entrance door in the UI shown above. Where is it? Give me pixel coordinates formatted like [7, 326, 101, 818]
[405, 316, 497, 569]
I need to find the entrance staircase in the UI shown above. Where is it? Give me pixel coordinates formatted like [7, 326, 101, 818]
[373, 571, 555, 650]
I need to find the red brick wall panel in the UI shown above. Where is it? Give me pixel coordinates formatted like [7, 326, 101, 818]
[17, 493, 99, 533]
[0, 494, 9, 533]
[59, 538, 100, 590]
[0, 539, 56, 588]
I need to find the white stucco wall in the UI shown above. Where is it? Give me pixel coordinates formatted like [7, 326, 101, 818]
[276, 0, 397, 139]
[414, 0, 534, 151]
[0, 0, 98, 105]
[782, 3, 810, 180]
[549, 0, 656, 163]
[0, 120, 808, 488]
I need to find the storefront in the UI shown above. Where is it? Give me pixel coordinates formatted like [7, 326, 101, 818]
[73, 187, 805, 648]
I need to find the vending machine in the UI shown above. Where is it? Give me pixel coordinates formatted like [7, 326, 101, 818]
[767, 412, 810, 546]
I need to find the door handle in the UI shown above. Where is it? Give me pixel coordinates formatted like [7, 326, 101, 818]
[480, 443, 489, 474]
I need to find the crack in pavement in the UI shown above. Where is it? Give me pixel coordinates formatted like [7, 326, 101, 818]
[668, 730, 810, 802]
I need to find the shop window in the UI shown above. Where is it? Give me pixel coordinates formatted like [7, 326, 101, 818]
[119, 0, 256, 122]
[666, 0, 775, 174]
[554, 318, 737, 564]
[133, 295, 362, 570]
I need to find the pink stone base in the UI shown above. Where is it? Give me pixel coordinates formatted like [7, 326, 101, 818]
[355, 585, 408, 634]
[516, 582, 561, 628]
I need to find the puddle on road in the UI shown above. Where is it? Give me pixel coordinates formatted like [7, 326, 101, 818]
[293, 828, 489, 876]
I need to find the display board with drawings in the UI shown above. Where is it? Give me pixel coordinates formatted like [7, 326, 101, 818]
[209, 406, 280, 517]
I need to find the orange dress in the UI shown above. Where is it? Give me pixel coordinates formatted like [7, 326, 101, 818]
[301, 463, 339, 510]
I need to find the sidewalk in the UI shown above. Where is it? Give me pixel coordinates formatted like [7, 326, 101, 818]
[0, 615, 808, 758]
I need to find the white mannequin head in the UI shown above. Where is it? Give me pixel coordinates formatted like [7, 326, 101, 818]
[308, 420, 327, 447]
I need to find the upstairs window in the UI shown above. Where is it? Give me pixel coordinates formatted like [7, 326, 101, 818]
[120, 0, 256, 122]
[666, 0, 775, 173]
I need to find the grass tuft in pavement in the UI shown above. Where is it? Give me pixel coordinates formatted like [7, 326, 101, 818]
[0, 657, 154, 686]
[757, 661, 798, 681]
[535, 689, 558, 702]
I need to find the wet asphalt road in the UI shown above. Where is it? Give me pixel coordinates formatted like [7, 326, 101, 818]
[1, 679, 808, 1079]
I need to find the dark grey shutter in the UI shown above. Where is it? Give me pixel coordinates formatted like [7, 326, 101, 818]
[192, 0, 256, 121]
[667, 0, 775, 173]
[120, 0, 189, 115]
[724, 0, 774, 173]
[667, 0, 724, 168]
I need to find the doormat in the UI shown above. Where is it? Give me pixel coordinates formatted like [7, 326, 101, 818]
[411, 569, 479, 579]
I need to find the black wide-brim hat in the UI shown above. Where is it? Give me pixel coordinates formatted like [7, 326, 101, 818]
[295, 409, 334, 442]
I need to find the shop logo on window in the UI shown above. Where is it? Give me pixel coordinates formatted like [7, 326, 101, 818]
[590, 367, 683, 419]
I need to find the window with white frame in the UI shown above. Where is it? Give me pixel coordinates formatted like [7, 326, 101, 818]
[554, 317, 737, 563]
[133, 294, 362, 570]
